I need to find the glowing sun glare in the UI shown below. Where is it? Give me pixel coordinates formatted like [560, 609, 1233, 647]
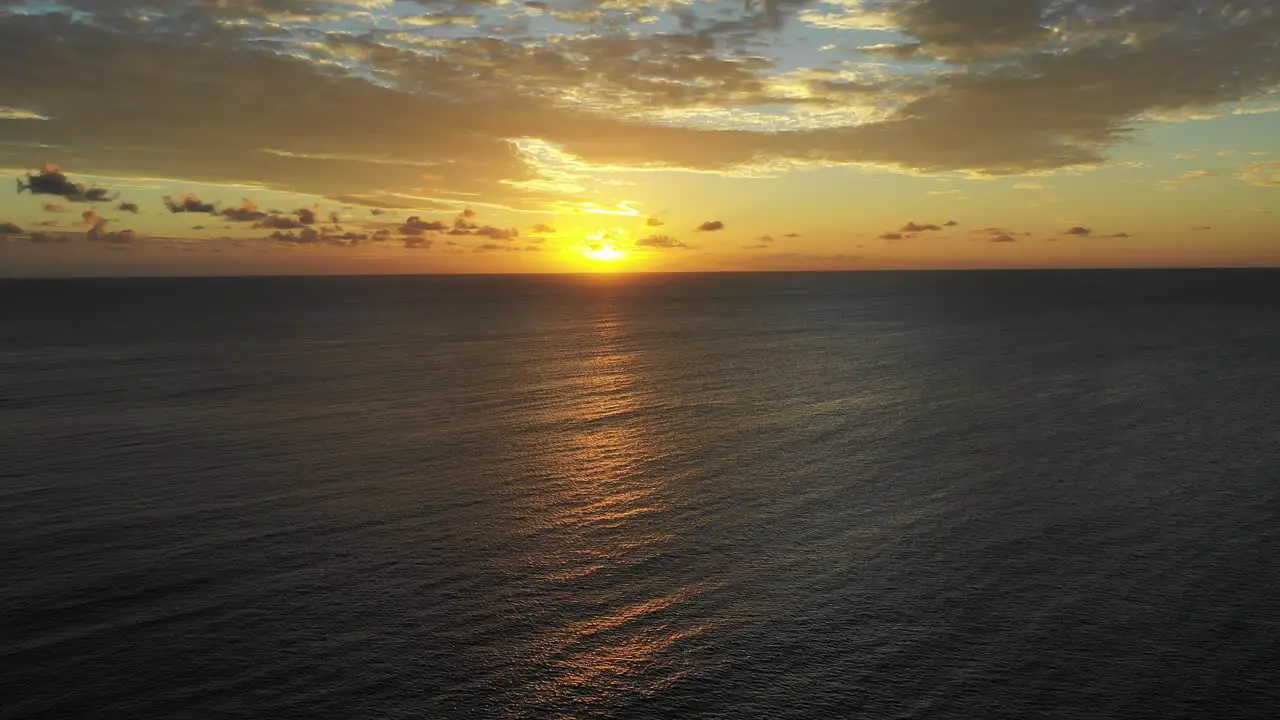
[586, 245, 626, 263]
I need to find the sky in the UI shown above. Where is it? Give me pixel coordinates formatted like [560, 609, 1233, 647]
[0, 0, 1277, 276]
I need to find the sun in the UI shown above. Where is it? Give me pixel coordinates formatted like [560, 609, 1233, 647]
[585, 244, 626, 263]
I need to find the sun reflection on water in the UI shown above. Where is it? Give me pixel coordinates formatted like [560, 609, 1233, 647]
[511, 301, 712, 713]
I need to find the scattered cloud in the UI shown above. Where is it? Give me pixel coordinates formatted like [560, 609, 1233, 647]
[878, 232, 904, 241]
[901, 221, 942, 232]
[220, 198, 268, 222]
[42, 202, 68, 213]
[117, 202, 139, 214]
[636, 234, 689, 249]
[646, 217, 666, 227]
[164, 194, 217, 214]
[1063, 226, 1093, 236]
[531, 223, 556, 234]
[695, 220, 725, 232]
[16, 164, 112, 202]
[257, 214, 304, 230]
[400, 216, 449, 235]
[1241, 161, 1280, 187]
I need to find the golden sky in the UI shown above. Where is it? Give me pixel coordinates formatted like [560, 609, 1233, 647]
[0, 0, 1278, 275]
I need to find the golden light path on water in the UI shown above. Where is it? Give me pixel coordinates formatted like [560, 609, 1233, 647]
[508, 294, 715, 715]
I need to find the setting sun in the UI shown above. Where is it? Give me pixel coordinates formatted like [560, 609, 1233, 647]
[585, 245, 626, 263]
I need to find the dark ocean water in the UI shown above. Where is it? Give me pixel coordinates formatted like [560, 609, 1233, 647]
[2, 270, 1279, 719]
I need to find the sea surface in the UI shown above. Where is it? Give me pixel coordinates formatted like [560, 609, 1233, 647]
[2, 270, 1279, 719]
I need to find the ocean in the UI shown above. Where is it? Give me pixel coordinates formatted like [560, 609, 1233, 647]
[2, 270, 1278, 719]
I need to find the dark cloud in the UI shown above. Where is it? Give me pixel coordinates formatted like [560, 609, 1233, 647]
[15, 164, 113, 203]
[164, 194, 217, 214]
[257, 214, 304, 230]
[0, 2, 1275, 212]
[878, 232, 904, 240]
[272, 227, 322, 245]
[1063, 226, 1093, 236]
[28, 231, 70, 243]
[400, 216, 450, 235]
[988, 233, 1017, 243]
[220, 198, 268, 222]
[473, 226, 519, 240]
[117, 202, 139, 214]
[695, 220, 725, 232]
[1105, 232, 1135, 238]
[646, 217, 666, 227]
[404, 236, 435, 250]
[901, 221, 942, 232]
[0, 220, 22, 235]
[783, 232, 801, 238]
[296, 207, 318, 226]
[944, 220, 959, 227]
[636, 234, 689, 249]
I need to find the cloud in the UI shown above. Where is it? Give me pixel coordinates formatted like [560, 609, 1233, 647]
[988, 233, 1017, 243]
[296, 207, 318, 225]
[1179, 170, 1218, 181]
[531, 223, 556, 233]
[83, 208, 136, 243]
[28, 231, 70, 243]
[220, 198, 268, 222]
[257, 214, 304, 230]
[164, 194, 217, 214]
[636, 234, 689, 249]
[0, 106, 49, 120]
[399, 216, 449, 235]
[404, 236, 435, 250]
[0, 1, 1277, 215]
[472, 243, 529, 252]
[1192, 225, 1213, 231]
[1063, 226, 1092, 236]
[646, 217, 665, 227]
[0, 220, 22, 235]
[1241, 161, 1280, 187]
[15, 164, 112, 202]
[42, 202, 69, 213]
[783, 232, 801, 238]
[472, 226, 519, 240]
[1105, 232, 1135, 238]
[944, 220, 959, 227]
[695, 220, 725, 232]
[901, 221, 942, 232]
[117, 202, 139, 214]
[878, 232, 904, 240]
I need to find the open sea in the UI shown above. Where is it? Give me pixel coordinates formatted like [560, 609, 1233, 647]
[2, 270, 1278, 719]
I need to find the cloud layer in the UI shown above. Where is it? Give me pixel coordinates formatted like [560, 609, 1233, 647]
[0, 1, 1273, 214]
